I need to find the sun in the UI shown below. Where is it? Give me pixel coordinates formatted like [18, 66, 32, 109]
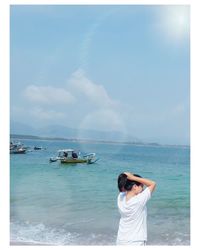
[159, 6, 190, 42]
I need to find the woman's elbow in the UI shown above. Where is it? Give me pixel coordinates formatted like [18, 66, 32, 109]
[152, 181, 156, 189]
[150, 181, 156, 192]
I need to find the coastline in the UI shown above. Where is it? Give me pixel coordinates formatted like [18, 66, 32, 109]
[10, 133, 189, 148]
[10, 241, 51, 246]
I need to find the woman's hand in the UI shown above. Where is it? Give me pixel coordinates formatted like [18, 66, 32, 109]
[124, 172, 156, 193]
[124, 172, 134, 179]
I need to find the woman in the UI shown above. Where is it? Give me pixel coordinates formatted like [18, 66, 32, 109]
[117, 172, 156, 245]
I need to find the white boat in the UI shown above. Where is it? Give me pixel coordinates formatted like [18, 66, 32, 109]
[49, 149, 98, 164]
[10, 141, 27, 154]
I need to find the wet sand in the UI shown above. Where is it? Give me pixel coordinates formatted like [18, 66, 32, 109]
[10, 241, 52, 246]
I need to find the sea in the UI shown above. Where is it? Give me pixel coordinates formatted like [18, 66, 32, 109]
[10, 138, 190, 245]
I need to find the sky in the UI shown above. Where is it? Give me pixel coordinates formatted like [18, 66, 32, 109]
[10, 4, 190, 145]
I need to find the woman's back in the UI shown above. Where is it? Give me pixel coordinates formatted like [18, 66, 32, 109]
[117, 187, 151, 244]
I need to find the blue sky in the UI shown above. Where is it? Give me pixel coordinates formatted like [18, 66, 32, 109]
[10, 5, 190, 145]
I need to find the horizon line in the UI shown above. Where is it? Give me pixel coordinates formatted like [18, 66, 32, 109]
[10, 133, 190, 148]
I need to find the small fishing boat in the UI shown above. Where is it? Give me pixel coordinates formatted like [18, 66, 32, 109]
[10, 142, 27, 154]
[34, 146, 46, 150]
[34, 146, 42, 150]
[49, 149, 98, 164]
[10, 147, 27, 154]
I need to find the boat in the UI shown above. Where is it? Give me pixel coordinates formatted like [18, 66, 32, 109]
[34, 146, 46, 150]
[49, 149, 98, 164]
[10, 147, 26, 154]
[10, 141, 27, 154]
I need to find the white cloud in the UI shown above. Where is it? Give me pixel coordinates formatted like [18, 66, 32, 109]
[10, 105, 66, 126]
[68, 69, 117, 109]
[23, 85, 76, 106]
[78, 109, 126, 132]
[19, 70, 127, 133]
[30, 107, 66, 122]
[66, 69, 127, 134]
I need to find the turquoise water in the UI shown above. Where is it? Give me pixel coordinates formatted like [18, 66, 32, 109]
[10, 139, 190, 245]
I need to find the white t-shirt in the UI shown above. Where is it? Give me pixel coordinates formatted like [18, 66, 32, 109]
[117, 187, 151, 244]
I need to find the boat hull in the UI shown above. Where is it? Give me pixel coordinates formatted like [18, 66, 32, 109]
[50, 149, 97, 164]
[60, 158, 88, 164]
[10, 149, 26, 154]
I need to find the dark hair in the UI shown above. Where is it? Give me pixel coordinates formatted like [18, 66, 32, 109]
[118, 173, 127, 192]
[124, 174, 143, 191]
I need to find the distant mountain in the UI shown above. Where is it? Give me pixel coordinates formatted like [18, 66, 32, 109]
[10, 121, 38, 136]
[10, 121, 142, 143]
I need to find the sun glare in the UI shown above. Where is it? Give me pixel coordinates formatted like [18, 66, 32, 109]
[159, 6, 190, 42]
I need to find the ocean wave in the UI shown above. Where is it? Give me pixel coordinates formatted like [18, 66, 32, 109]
[10, 220, 190, 245]
[10, 221, 116, 245]
[10, 221, 80, 245]
[148, 231, 190, 246]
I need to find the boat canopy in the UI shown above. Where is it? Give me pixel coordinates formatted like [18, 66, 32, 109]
[57, 149, 75, 153]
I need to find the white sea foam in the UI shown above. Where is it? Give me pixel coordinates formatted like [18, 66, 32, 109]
[10, 220, 190, 246]
[10, 221, 80, 245]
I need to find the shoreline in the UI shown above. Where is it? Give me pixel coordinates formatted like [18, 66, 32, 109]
[10, 241, 52, 246]
[10, 134, 189, 148]
[10, 241, 190, 246]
